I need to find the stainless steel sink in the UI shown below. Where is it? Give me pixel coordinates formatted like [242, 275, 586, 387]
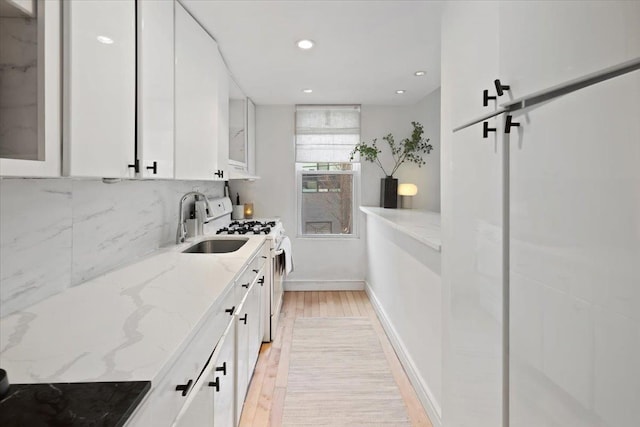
[182, 238, 248, 254]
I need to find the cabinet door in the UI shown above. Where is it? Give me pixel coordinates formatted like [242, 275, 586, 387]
[63, 0, 135, 178]
[247, 276, 263, 373]
[246, 98, 256, 176]
[0, 0, 62, 177]
[136, 0, 174, 178]
[215, 49, 229, 180]
[173, 373, 214, 427]
[235, 289, 251, 424]
[213, 322, 236, 427]
[173, 322, 236, 427]
[174, 2, 222, 181]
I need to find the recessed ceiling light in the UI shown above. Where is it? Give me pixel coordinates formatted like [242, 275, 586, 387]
[396, 90, 406, 94]
[414, 71, 426, 76]
[302, 89, 313, 93]
[96, 35, 114, 44]
[297, 39, 314, 50]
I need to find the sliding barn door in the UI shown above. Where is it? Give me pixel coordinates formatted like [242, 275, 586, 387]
[503, 2, 640, 427]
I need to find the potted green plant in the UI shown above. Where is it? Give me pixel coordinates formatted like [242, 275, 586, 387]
[350, 121, 433, 208]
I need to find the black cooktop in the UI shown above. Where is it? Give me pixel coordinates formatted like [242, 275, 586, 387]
[0, 381, 150, 427]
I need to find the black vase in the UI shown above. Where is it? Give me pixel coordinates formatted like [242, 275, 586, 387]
[380, 176, 398, 208]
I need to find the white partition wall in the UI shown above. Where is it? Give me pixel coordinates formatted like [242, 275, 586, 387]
[441, 2, 504, 427]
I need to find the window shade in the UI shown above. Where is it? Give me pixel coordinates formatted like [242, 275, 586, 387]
[295, 105, 360, 162]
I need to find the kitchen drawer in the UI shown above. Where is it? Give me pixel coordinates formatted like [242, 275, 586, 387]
[127, 285, 236, 426]
[237, 244, 267, 293]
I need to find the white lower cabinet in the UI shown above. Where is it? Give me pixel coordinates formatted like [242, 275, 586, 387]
[234, 285, 251, 425]
[174, 321, 236, 427]
[127, 244, 265, 427]
[235, 277, 263, 425]
[212, 323, 236, 427]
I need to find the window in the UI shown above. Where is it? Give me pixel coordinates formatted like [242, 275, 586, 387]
[295, 106, 360, 237]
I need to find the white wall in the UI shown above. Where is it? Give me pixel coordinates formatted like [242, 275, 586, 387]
[232, 91, 441, 284]
[0, 177, 223, 316]
[231, 106, 365, 286]
[361, 88, 441, 212]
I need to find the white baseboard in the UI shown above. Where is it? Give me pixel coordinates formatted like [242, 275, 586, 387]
[284, 280, 365, 291]
[365, 282, 442, 427]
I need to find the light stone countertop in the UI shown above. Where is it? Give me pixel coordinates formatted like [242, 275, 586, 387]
[360, 206, 442, 252]
[0, 234, 266, 385]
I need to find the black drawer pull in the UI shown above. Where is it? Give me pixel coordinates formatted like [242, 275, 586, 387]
[483, 121, 496, 138]
[241, 282, 250, 288]
[261, 256, 267, 259]
[146, 161, 158, 174]
[483, 89, 496, 107]
[128, 159, 140, 173]
[175, 379, 193, 396]
[215, 362, 227, 376]
[258, 276, 265, 286]
[494, 79, 511, 96]
[504, 115, 520, 134]
[208, 377, 220, 392]
[239, 314, 248, 325]
[252, 269, 259, 273]
[225, 306, 235, 315]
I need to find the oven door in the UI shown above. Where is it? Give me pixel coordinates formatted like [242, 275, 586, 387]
[270, 244, 285, 340]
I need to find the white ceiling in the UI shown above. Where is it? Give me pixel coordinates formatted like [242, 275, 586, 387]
[181, 0, 443, 106]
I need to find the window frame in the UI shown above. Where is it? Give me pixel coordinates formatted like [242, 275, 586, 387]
[295, 162, 360, 239]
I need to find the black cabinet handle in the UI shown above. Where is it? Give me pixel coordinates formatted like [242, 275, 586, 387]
[241, 282, 249, 288]
[225, 306, 235, 315]
[483, 89, 496, 107]
[504, 115, 520, 134]
[146, 161, 158, 175]
[175, 379, 193, 396]
[258, 276, 265, 286]
[261, 256, 267, 259]
[127, 159, 139, 173]
[214, 170, 224, 178]
[483, 121, 496, 138]
[252, 269, 259, 273]
[215, 362, 227, 376]
[494, 79, 511, 96]
[208, 377, 220, 392]
[239, 314, 247, 325]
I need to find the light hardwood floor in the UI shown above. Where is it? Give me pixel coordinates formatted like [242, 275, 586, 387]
[239, 291, 433, 427]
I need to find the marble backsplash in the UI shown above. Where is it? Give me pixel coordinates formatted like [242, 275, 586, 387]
[0, 177, 224, 317]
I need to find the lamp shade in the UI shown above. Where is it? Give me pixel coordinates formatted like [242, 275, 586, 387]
[398, 183, 418, 196]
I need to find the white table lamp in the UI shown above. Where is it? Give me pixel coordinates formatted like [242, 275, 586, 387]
[398, 183, 418, 208]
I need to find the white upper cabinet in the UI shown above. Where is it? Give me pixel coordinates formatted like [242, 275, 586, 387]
[0, 0, 61, 177]
[136, 0, 174, 179]
[228, 78, 247, 170]
[174, 2, 228, 181]
[62, 0, 136, 178]
[247, 98, 256, 176]
[216, 50, 229, 180]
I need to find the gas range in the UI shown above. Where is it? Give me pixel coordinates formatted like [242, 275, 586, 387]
[200, 197, 286, 343]
[216, 220, 278, 236]
[215, 218, 285, 247]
